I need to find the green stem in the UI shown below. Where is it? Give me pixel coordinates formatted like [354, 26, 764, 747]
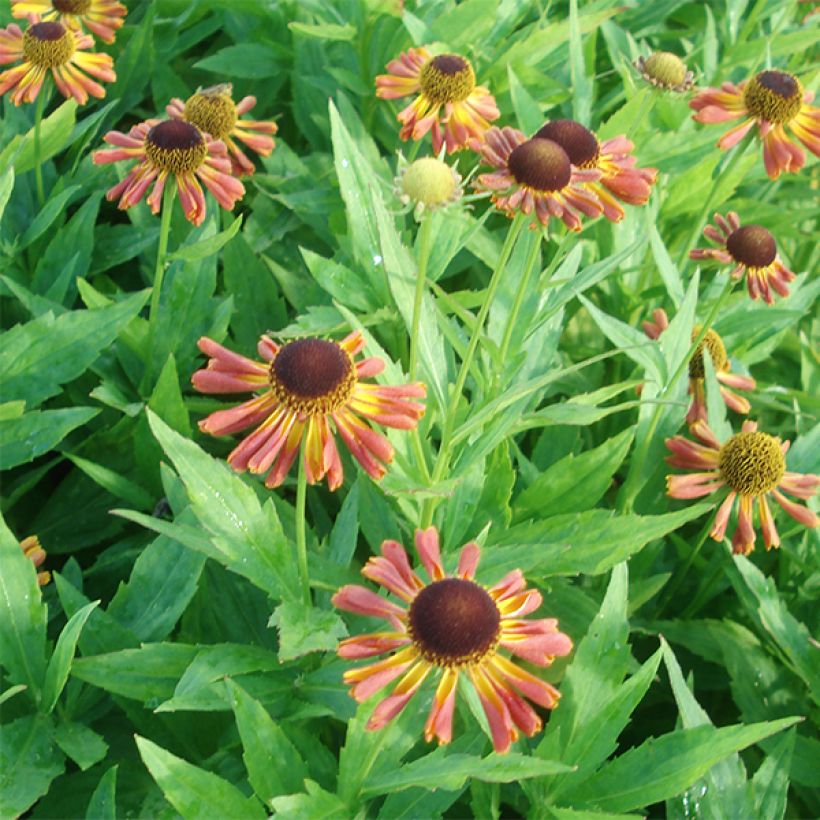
[409, 214, 434, 382]
[295, 440, 310, 605]
[420, 213, 527, 528]
[617, 277, 735, 513]
[655, 515, 714, 617]
[33, 85, 48, 207]
[148, 183, 175, 327]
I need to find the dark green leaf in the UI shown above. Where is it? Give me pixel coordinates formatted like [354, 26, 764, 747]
[85, 765, 118, 820]
[53, 721, 108, 771]
[269, 601, 347, 662]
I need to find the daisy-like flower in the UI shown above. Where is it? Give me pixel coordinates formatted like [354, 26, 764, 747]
[643, 308, 755, 425]
[535, 119, 658, 222]
[472, 127, 603, 231]
[690, 69, 820, 179]
[19, 535, 50, 586]
[92, 119, 245, 227]
[633, 51, 695, 93]
[333, 527, 572, 753]
[394, 154, 463, 219]
[690, 212, 796, 305]
[11, 0, 127, 44]
[167, 84, 278, 177]
[376, 47, 500, 154]
[192, 332, 426, 491]
[666, 420, 819, 555]
[0, 17, 114, 105]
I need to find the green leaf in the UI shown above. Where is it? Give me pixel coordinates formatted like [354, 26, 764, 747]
[53, 721, 108, 771]
[750, 729, 794, 820]
[226, 679, 309, 807]
[0, 100, 78, 173]
[0, 166, 13, 220]
[270, 781, 348, 820]
[288, 21, 356, 40]
[135, 735, 266, 820]
[269, 601, 347, 662]
[728, 555, 820, 706]
[328, 480, 360, 567]
[363, 752, 573, 795]
[168, 215, 243, 262]
[67, 454, 155, 510]
[561, 718, 801, 813]
[194, 44, 282, 78]
[514, 427, 634, 520]
[145, 409, 298, 600]
[85, 766, 118, 820]
[507, 64, 543, 134]
[0, 515, 48, 700]
[569, 0, 592, 125]
[71, 643, 198, 702]
[19, 184, 81, 249]
[0, 715, 64, 817]
[0, 290, 149, 408]
[42, 600, 99, 712]
[0, 407, 100, 469]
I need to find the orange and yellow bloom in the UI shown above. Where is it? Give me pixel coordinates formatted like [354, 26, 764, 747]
[535, 119, 658, 222]
[690, 69, 820, 179]
[167, 84, 278, 177]
[666, 420, 819, 555]
[192, 332, 426, 491]
[92, 119, 245, 226]
[0, 17, 114, 105]
[20, 535, 50, 586]
[333, 528, 572, 753]
[643, 308, 755, 425]
[376, 47, 499, 154]
[690, 212, 796, 305]
[11, 0, 127, 44]
[472, 127, 603, 231]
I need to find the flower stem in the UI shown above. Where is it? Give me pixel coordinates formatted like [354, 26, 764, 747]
[295, 439, 311, 605]
[409, 214, 434, 382]
[617, 276, 735, 513]
[654, 514, 714, 617]
[420, 213, 527, 527]
[148, 182, 175, 328]
[33, 84, 49, 207]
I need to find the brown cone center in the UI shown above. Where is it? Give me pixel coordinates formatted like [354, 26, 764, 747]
[408, 578, 501, 666]
[23, 21, 74, 66]
[726, 225, 777, 269]
[272, 338, 352, 400]
[53, 0, 92, 12]
[508, 138, 572, 192]
[535, 120, 600, 168]
[145, 120, 208, 174]
[419, 53, 475, 104]
[743, 70, 802, 124]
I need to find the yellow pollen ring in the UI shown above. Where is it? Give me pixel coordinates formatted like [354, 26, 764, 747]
[644, 52, 687, 87]
[53, 0, 92, 12]
[743, 71, 803, 124]
[419, 55, 476, 105]
[688, 326, 728, 379]
[718, 431, 785, 495]
[22, 24, 75, 67]
[144, 123, 208, 175]
[183, 91, 238, 141]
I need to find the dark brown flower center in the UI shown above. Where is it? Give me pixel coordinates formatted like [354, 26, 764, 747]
[23, 21, 74, 67]
[269, 338, 355, 414]
[535, 120, 600, 169]
[508, 138, 572, 192]
[408, 578, 501, 667]
[183, 86, 238, 141]
[419, 54, 475, 104]
[743, 70, 802, 124]
[719, 431, 785, 495]
[145, 120, 208, 174]
[688, 326, 728, 379]
[53, 0, 92, 12]
[726, 225, 777, 269]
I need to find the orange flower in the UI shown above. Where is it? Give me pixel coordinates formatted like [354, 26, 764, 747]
[20, 535, 51, 586]
[0, 17, 114, 105]
[333, 527, 572, 753]
[11, 0, 127, 44]
[376, 47, 499, 153]
[666, 420, 819, 555]
[167, 84, 278, 176]
[690, 69, 820, 179]
[192, 332, 426, 490]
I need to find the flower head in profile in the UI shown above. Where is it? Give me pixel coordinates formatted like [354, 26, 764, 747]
[20, 535, 50, 586]
[472, 127, 604, 231]
[333, 527, 572, 753]
[643, 308, 755, 425]
[690, 212, 795, 304]
[395, 154, 463, 219]
[0, 17, 115, 105]
[11, 0, 127, 44]
[92, 119, 245, 226]
[376, 47, 500, 154]
[634, 51, 694, 93]
[690, 69, 820, 179]
[167, 83, 278, 177]
[535, 119, 658, 222]
[666, 420, 819, 555]
[192, 332, 426, 491]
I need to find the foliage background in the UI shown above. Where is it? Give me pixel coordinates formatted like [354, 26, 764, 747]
[0, 0, 817, 817]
